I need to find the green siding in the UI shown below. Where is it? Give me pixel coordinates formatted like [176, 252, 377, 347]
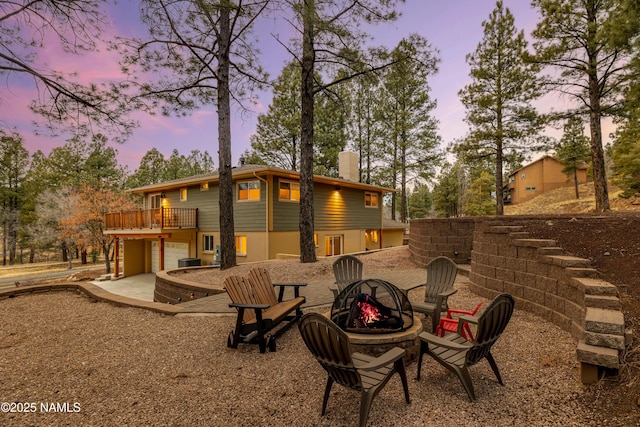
[314, 185, 381, 230]
[233, 180, 267, 231]
[272, 179, 381, 231]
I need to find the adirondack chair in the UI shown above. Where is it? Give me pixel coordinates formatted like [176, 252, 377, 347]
[224, 274, 306, 353]
[331, 255, 363, 298]
[405, 256, 458, 332]
[435, 302, 483, 341]
[416, 293, 515, 401]
[248, 267, 307, 308]
[298, 313, 411, 427]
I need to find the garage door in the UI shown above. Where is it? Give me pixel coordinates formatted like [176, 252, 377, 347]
[151, 241, 189, 273]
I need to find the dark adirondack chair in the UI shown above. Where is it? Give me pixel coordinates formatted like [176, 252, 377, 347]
[224, 274, 305, 353]
[331, 255, 363, 298]
[298, 313, 411, 427]
[416, 293, 515, 401]
[405, 256, 458, 332]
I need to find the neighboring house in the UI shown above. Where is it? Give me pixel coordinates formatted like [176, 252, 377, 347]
[506, 155, 588, 205]
[104, 157, 399, 276]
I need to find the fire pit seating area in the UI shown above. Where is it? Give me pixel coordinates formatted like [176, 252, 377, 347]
[328, 279, 423, 363]
[223, 268, 306, 353]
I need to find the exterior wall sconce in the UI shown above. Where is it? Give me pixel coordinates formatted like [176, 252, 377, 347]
[335, 186, 341, 191]
[160, 193, 166, 198]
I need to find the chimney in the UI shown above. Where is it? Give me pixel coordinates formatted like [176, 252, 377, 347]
[238, 156, 245, 167]
[338, 151, 359, 182]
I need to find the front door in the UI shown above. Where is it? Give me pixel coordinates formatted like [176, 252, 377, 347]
[325, 235, 343, 257]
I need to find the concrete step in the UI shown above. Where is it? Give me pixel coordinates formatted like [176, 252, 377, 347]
[585, 307, 625, 336]
[577, 341, 620, 369]
[545, 255, 592, 268]
[536, 247, 565, 256]
[585, 331, 626, 350]
[573, 277, 619, 296]
[565, 267, 600, 279]
[585, 294, 621, 310]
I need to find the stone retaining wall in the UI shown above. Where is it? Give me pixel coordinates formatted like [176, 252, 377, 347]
[154, 268, 223, 304]
[409, 216, 626, 384]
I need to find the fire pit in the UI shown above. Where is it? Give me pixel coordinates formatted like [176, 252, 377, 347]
[328, 279, 422, 363]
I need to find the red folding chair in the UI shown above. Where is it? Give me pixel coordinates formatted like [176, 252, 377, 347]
[435, 302, 483, 341]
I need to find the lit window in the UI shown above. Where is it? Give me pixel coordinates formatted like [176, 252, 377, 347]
[180, 188, 187, 201]
[325, 235, 343, 256]
[365, 192, 378, 208]
[314, 233, 318, 247]
[236, 236, 247, 256]
[200, 183, 209, 191]
[279, 181, 300, 201]
[203, 235, 214, 253]
[237, 180, 260, 201]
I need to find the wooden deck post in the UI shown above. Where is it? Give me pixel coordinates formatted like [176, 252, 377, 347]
[114, 237, 120, 277]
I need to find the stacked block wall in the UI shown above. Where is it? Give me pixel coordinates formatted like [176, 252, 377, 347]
[409, 216, 625, 381]
[409, 217, 476, 267]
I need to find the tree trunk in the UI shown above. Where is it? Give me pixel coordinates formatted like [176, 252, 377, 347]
[298, 0, 317, 263]
[103, 242, 111, 274]
[217, 1, 237, 270]
[574, 168, 580, 199]
[587, 6, 610, 212]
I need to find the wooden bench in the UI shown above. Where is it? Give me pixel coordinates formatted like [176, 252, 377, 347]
[224, 273, 306, 353]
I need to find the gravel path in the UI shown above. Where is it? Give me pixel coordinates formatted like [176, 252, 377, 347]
[0, 277, 612, 426]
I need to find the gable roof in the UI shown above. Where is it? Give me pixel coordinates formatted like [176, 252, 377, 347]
[128, 164, 395, 194]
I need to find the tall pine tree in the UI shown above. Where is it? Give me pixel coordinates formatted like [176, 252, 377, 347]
[456, 1, 544, 215]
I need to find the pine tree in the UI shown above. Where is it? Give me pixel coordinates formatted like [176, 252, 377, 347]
[457, 1, 544, 216]
[531, 0, 634, 212]
[556, 117, 591, 199]
[378, 34, 441, 223]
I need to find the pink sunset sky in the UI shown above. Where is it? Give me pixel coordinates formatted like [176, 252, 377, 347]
[1, 1, 605, 172]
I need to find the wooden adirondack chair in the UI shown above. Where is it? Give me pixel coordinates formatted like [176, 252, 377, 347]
[331, 255, 363, 298]
[405, 256, 458, 332]
[248, 267, 306, 307]
[224, 274, 305, 353]
[298, 313, 411, 427]
[416, 293, 515, 401]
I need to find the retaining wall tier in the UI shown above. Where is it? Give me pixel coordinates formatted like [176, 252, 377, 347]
[409, 216, 626, 384]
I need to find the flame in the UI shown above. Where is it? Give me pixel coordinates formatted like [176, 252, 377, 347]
[358, 301, 380, 325]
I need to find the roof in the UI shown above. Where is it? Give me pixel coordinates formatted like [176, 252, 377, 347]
[128, 164, 395, 194]
[383, 218, 409, 230]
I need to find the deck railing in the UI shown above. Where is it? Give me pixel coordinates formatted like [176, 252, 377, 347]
[104, 208, 198, 230]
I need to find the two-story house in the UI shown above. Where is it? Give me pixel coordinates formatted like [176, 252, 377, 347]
[104, 156, 400, 277]
[506, 155, 588, 205]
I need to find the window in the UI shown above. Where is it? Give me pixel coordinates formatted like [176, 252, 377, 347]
[365, 192, 378, 208]
[279, 181, 300, 201]
[525, 186, 537, 191]
[314, 233, 318, 247]
[325, 235, 343, 256]
[237, 180, 260, 201]
[200, 183, 209, 191]
[149, 193, 162, 209]
[521, 173, 526, 179]
[236, 236, 247, 256]
[180, 188, 187, 201]
[203, 235, 214, 253]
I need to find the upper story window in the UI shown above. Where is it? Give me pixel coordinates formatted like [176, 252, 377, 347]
[200, 183, 209, 191]
[180, 188, 187, 201]
[279, 180, 300, 202]
[237, 180, 260, 201]
[149, 193, 162, 209]
[365, 192, 378, 208]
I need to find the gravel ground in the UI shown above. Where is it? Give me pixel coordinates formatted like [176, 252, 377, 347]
[0, 268, 613, 426]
